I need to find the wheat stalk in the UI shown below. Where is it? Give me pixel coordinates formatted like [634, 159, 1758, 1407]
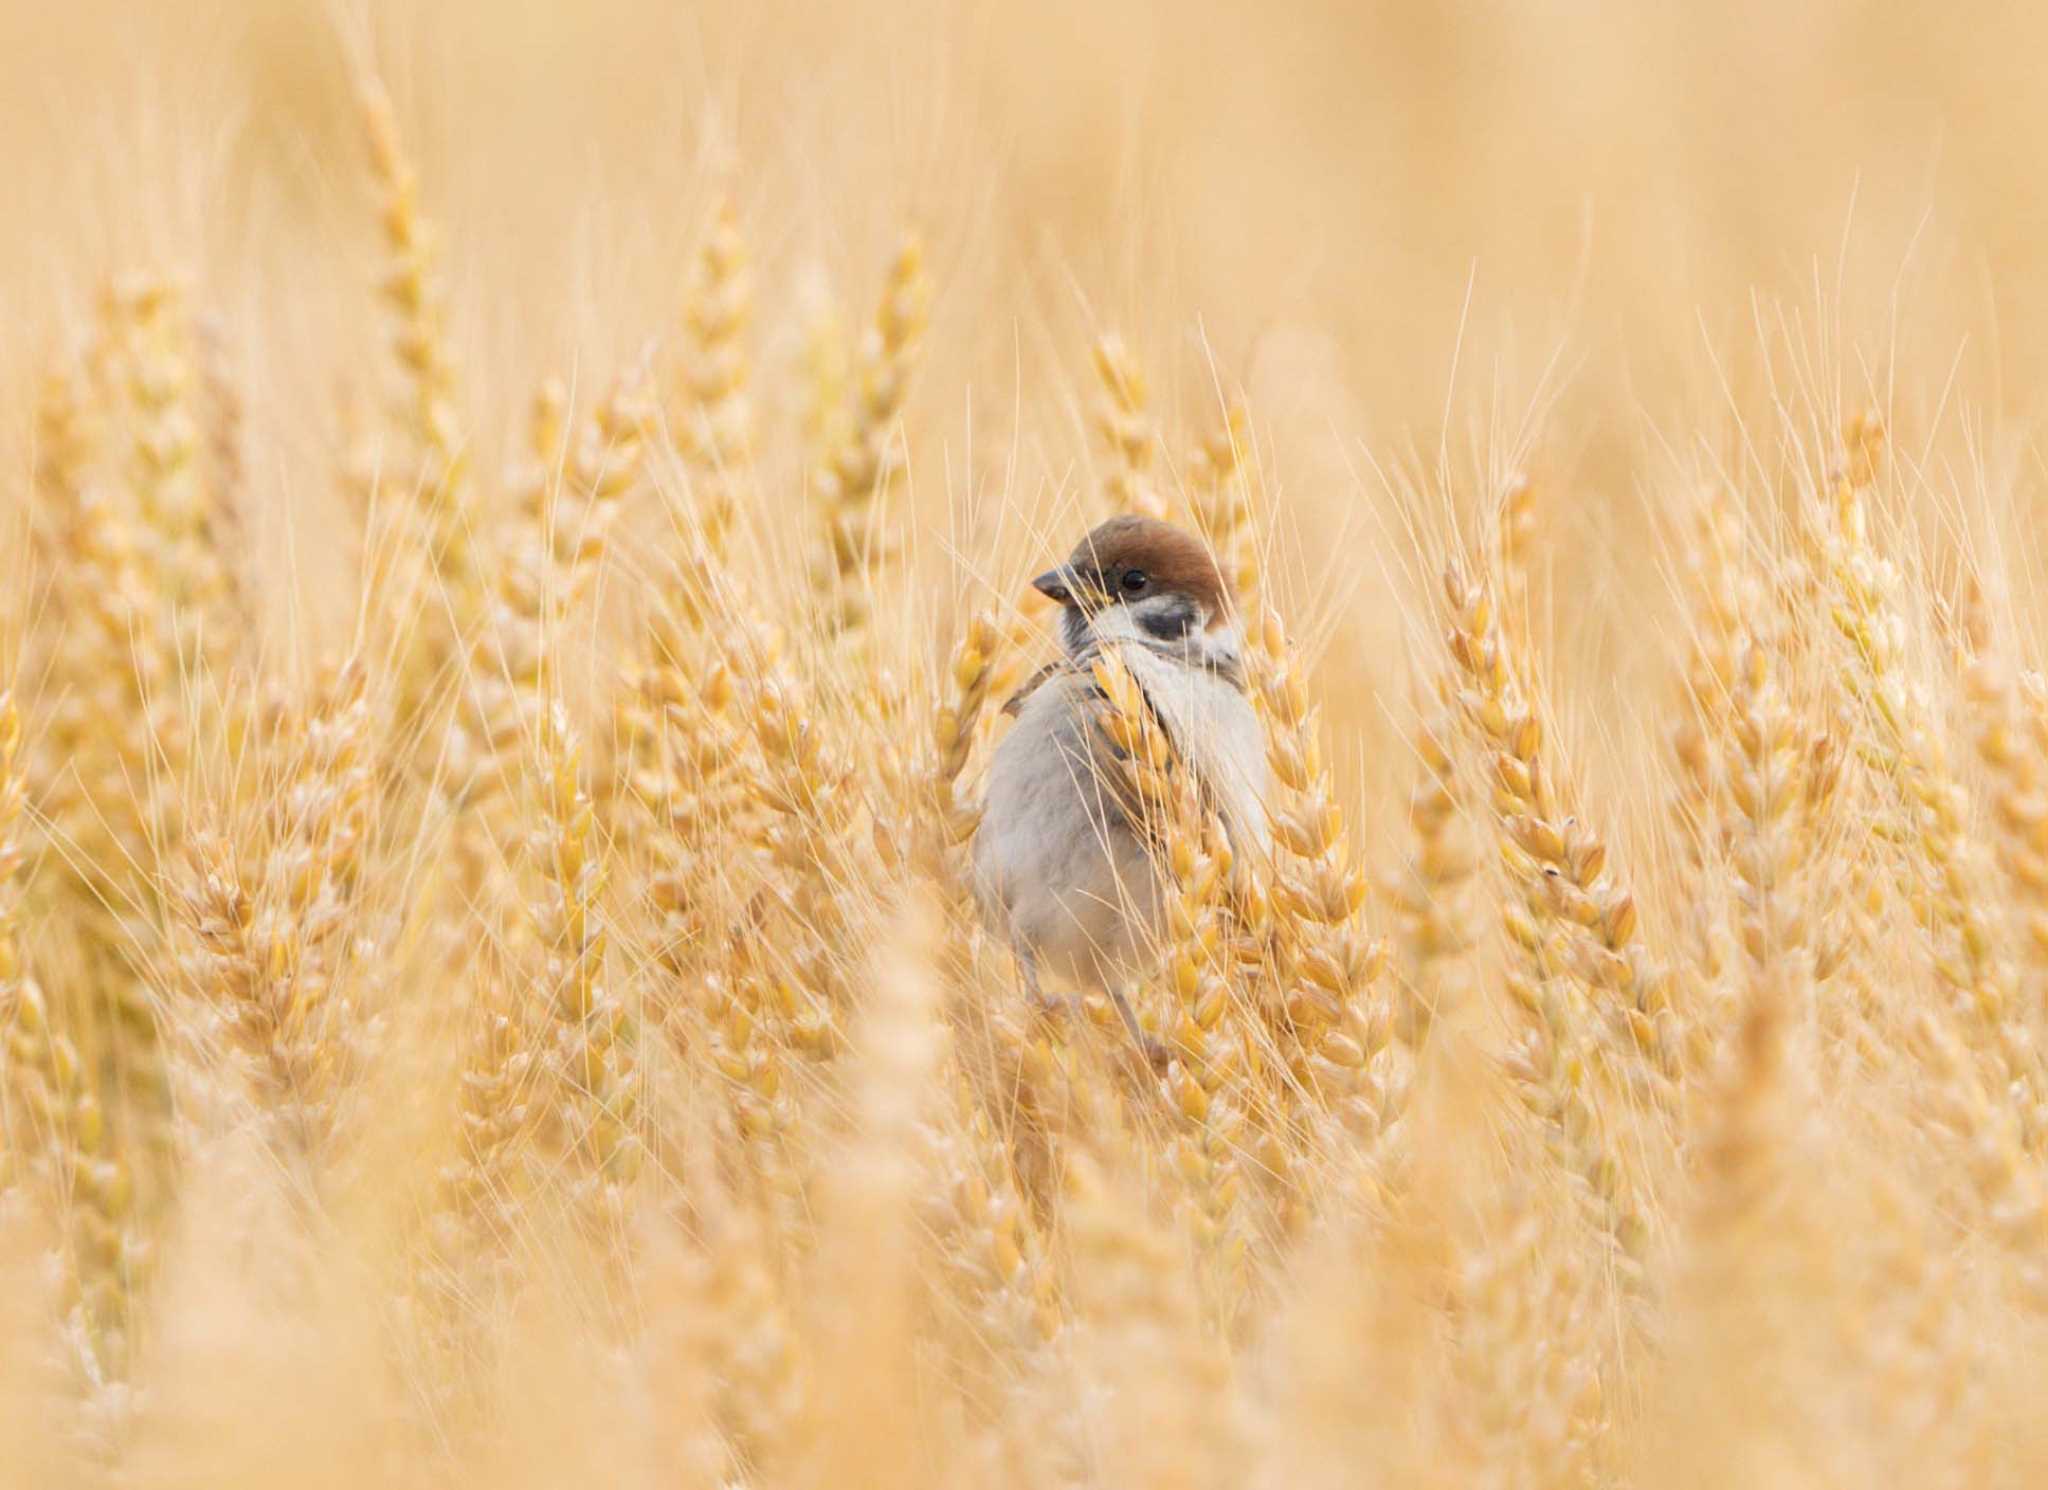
[813, 235, 931, 638]
[1814, 415, 2048, 1151]
[675, 200, 755, 557]
[0, 691, 142, 1400]
[1088, 644, 1261, 1307]
[170, 658, 375, 1170]
[1441, 562, 1655, 1267]
[1091, 334, 1168, 522]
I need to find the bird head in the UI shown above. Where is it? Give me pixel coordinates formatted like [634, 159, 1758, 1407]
[1032, 516, 1237, 662]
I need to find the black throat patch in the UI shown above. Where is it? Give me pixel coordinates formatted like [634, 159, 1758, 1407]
[1134, 595, 1198, 642]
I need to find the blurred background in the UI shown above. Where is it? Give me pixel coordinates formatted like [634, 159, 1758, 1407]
[8, 9, 2047, 1477]
[3, 0, 2038, 384]
[1, 0, 2042, 837]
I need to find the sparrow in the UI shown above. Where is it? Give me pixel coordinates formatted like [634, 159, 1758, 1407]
[972, 515, 1269, 1052]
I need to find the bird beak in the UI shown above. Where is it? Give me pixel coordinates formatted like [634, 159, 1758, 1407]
[1032, 567, 1076, 605]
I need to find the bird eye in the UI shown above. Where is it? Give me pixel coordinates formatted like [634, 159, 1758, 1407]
[1120, 569, 1149, 595]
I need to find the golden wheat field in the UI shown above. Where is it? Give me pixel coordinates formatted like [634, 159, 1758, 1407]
[12, 0, 2048, 1484]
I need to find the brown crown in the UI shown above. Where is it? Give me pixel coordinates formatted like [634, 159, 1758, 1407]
[1059, 515, 1231, 614]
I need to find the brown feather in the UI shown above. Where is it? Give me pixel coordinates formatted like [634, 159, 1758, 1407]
[1062, 516, 1233, 622]
[1000, 659, 1066, 718]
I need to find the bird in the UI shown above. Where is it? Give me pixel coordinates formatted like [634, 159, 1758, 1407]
[972, 515, 1269, 1055]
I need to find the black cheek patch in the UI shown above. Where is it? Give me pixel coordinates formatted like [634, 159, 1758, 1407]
[1136, 598, 1197, 641]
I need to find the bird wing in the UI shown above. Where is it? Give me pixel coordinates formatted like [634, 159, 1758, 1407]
[1000, 659, 1067, 718]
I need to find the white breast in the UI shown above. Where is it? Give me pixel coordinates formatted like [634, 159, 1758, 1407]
[972, 669, 1160, 983]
